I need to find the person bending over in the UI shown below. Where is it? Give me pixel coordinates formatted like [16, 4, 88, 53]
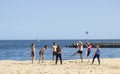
[39, 45, 48, 63]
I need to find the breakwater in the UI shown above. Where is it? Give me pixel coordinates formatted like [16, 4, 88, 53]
[66, 42, 120, 48]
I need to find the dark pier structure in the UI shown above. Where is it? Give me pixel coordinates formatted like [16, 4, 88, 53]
[66, 42, 120, 48]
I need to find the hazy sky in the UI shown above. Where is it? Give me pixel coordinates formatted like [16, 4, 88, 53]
[0, 0, 120, 40]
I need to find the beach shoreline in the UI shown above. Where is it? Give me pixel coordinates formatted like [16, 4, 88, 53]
[0, 58, 120, 74]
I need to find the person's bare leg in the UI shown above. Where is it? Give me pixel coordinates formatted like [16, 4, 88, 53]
[42, 56, 44, 63]
[38, 55, 41, 63]
[80, 53, 83, 62]
[53, 55, 54, 61]
[32, 57, 33, 64]
[32, 56, 35, 64]
[39, 55, 42, 63]
[71, 52, 78, 57]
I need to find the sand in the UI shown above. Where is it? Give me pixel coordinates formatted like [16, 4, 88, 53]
[0, 58, 120, 74]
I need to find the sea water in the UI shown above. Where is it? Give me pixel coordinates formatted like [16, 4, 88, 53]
[0, 40, 120, 60]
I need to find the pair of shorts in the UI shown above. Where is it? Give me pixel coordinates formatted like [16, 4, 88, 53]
[39, 51, 44, 56]
[53, 52, 57, 56]
[77, 50, 83, 54]
[31, 51, 35, 57]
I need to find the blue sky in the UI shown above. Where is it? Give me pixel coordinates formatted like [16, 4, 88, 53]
[0, 0, 120, 40]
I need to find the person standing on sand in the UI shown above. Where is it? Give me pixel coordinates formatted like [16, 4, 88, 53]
[56, 45, 62, 65]
[31, 43, 36, 64]
[86, 42, 92, 61]
[52, 42, 57, 61]
[92, 44, 100, 65]
[71, 41, 83, 62]
[39, 45, 48, 63]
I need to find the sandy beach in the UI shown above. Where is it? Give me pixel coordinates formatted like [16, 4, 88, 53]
[0, 58, 120, 74]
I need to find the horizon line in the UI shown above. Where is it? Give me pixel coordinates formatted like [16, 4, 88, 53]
[0, 39, 120, 40]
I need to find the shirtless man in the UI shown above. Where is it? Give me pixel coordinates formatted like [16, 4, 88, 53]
[52, 42, 57, 61]
[39, 45, 48, 63]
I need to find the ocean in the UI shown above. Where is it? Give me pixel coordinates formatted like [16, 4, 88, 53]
[0, 39, 120, 60]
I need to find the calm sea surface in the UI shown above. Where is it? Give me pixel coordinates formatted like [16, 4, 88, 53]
[0, 39, 120, 60]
